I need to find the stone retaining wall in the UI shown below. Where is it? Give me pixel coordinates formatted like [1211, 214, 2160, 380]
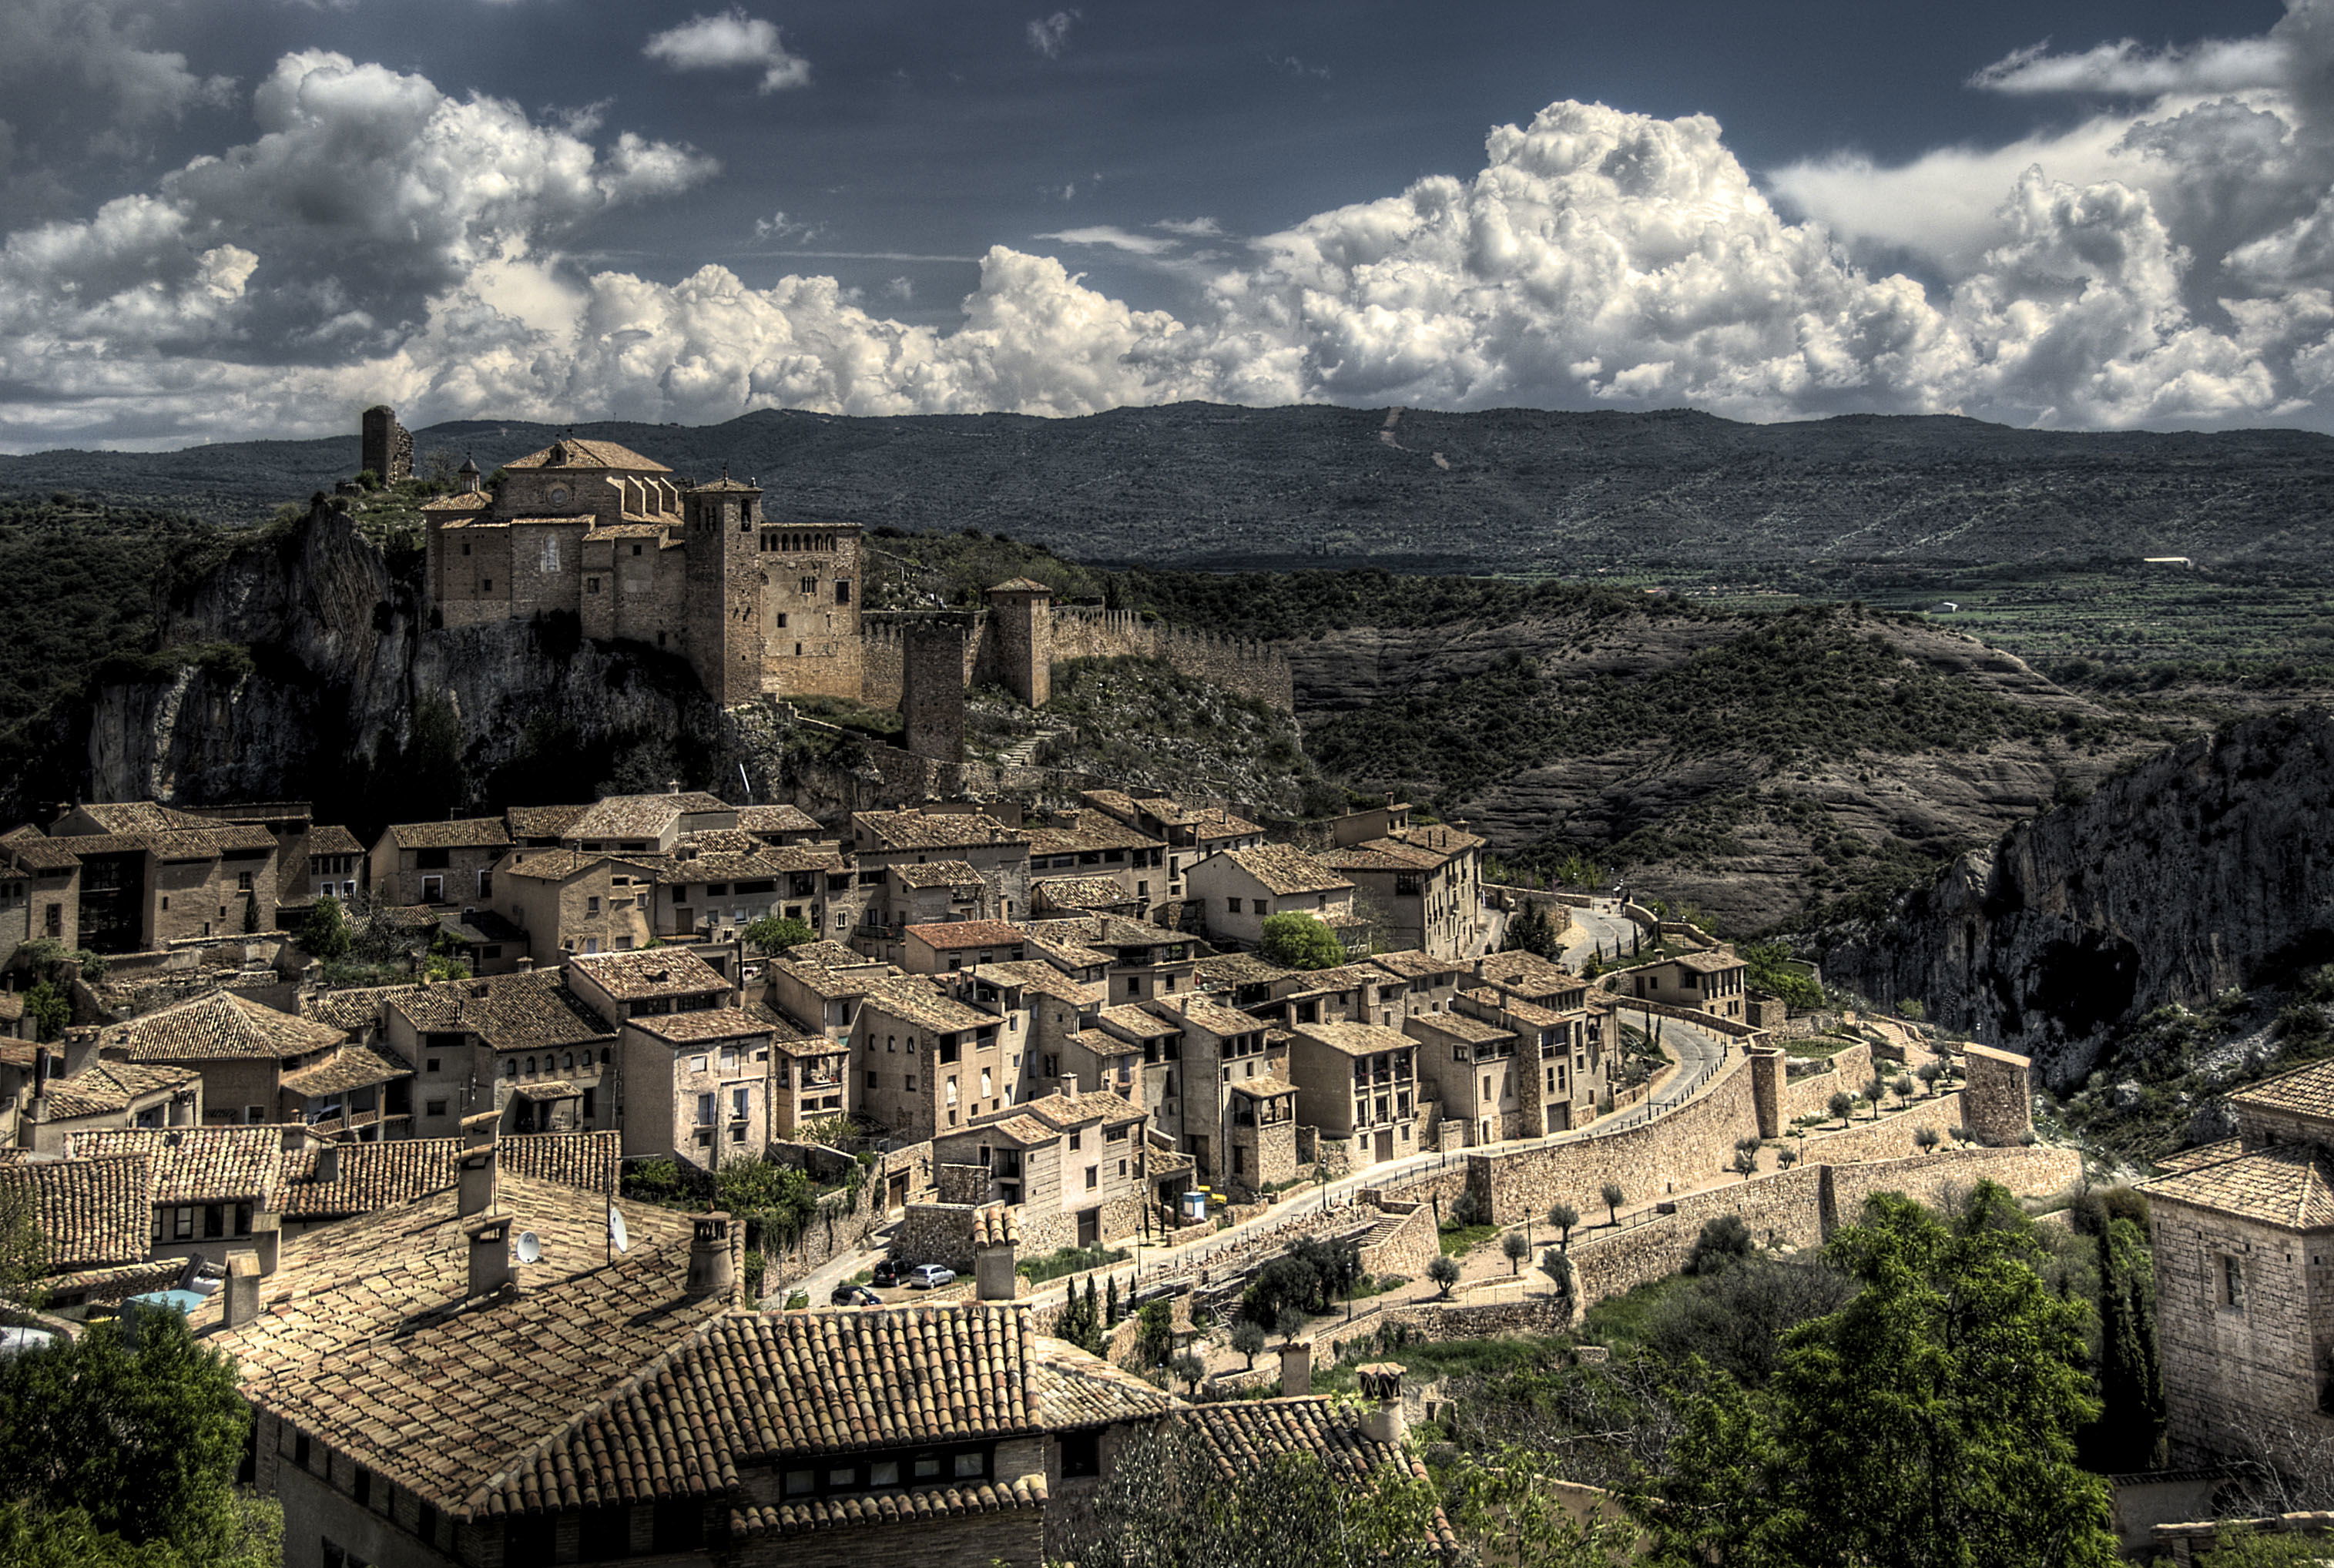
[1326, 1296, 1574, 1360]
[1356, 1201, 1438, 1284]
[1779, 1043, 1876, 1124]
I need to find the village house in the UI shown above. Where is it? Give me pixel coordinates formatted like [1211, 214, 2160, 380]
[1452, 986, 1609, 1134]
[1321, 802, 1491, 960]
[1023, 809, 1168, 913]
[363, 969, 620, 1141]
[495, 848, 657, 962]
[867, 859, 991, 946]
[1283, 1020, 1421, 1170]
[1405, 1010, 1525, 1146]
[1368, 949, 1469, 1014]
[0, 831, 84, 963]
[504, 804, 589, 848]
[74, 1122, 310, 1268]
[2, 1036, 200, 1153]
[368, 817, 512, 909]
[1183, 843, 1359, 956]
[762, 946, 898, 1040]
[1024, 914, 1199, 1007]
[273, 1128, 618, 1236]
[565, 949, 766, 1164]
[1618, 946, 1751, 1020]
[1078, 790, 1267, 900]
[1262, 961, 1413, 1031]
[40, 803, 281, 951]
[1140, 993, 1294, 1191]
[935, 1076, 1150, 1251]
[734, 802, 826, 846]
[97, 990, 405, 1137]
[559, 789, 738, 856]
[300, 826, 367, 905]
[847, 807, 1034, 940]
[852, 977, 1012, 1139]
[2143, 1057, 2334, 1462]
[652, 839, 846, 944]
[904, 919, 1031, 974]
[766, 1027, 850, 1137]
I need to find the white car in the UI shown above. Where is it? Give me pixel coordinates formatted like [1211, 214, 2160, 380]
[904, 1264, 956, 1290]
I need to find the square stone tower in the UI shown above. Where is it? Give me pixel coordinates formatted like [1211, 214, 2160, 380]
[683, 477, 765, 705]
[360, 405, 414, 484]
[984, 578, 1053, 708]
[902, 615, 971, 763]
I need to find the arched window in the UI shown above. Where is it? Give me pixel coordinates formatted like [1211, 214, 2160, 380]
[525, 1056, 536, 1076]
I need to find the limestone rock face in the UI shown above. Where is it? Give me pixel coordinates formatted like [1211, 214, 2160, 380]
[1822, 707, 2334, 1085]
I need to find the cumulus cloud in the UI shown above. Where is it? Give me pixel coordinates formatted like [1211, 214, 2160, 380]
[31, 8, 2334, 446]
[0, 0, 233, 215]
[1026, 10, 1078, 59]
[1971, 36, 2288, 97]
[643, 9, 811, 94]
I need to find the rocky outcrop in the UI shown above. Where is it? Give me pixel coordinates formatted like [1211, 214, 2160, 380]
[1822, 708, 2334, 1085]
[68, 508, 730, 823]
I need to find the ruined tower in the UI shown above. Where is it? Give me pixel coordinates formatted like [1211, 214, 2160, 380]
[360, 405, 414, 484]
[985, 578, 1054, 708]
[902, 615, 971, 763]
[682, 477, 765, 705]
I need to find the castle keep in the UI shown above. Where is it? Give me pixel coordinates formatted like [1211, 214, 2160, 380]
[400, 411, 1293, 727]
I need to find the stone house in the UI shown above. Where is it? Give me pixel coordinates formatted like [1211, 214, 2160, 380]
[495, 849, 658, 962]
[1405, 1010, 1524, 1145]
[369, 817, 512, 910]
[849, 807, 1034, 939]
[1284, 1020, 1421, 1170]
[652, 840, 845, 944]
[366, 969, 620, 1141]
[0, 1151, 167, 1305]
[203, 1134, 1156, 1568]
[904, 919, 1032, 974]
[1184, 843, 1357, 955]
[2, 1036, 200, 1153]
[0, 831, 83, 963]
[1262, 962, 1413, 1031]
[75, 1122, 310, 1267]
[302, 826, 366, 904]
[1024, 915, 1199, 1007]
[560, 790, 739, 856]
[1078, 789, 1267, 900]
[42, 803, 281, 951]
[99, 990, 397, 1135]
[735, 803, 825, 846]
[868, 860, 990, 945]
[504, 805, 589, 848]
[852, 977, 1012, 1140]
[2143, 1058, 2334, 1462]
[620, 1005, 776, 1167]
[1321, 803, 1491, 960]
[1618, 947, 1751, 1021]
[1452, 987, 1608, 1135]
[767, 1028, 850, 1137]
[1367, 949, 1468, 1015]
[1023, 811, 1168, 913]
[935, 1077, 1149, 1251]
[1140, 994, 1293, 1191]
[1474, 949, 1594, 1012]
[763, 949, 899, 1041]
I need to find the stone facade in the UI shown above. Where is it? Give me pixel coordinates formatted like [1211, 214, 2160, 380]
[903, 617, 973, 763]
[1961, 1044, 2034, 1144]
[360, 406, 413, 485]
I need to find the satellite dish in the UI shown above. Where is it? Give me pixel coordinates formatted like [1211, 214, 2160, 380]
[515, 1231, 542, 1265]
[608, 1208, 629, 1255]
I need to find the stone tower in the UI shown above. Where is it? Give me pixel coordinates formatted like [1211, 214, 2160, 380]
[902, 615, 971, 763]
[682, 477, 764, 705]
[985, 578, 1054, 708]
[360, 405, 414, 484]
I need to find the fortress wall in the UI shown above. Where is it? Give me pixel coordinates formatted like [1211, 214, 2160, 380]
[1045, 606, 1295, 711]
[1779, 1043, 1876, 1124]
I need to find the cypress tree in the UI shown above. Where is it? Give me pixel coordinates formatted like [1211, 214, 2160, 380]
[2094, 1217, 2166, 1469]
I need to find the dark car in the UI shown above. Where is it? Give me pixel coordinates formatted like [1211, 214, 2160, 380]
[830, 1284, 881, 1308]
[870, 1258, 901, 1288]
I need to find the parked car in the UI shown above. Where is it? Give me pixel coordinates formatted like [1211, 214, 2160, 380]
[904, 1264, 956, 1290]
[870, 1258, 901, 1288]
[830, 1284, 881, 1308]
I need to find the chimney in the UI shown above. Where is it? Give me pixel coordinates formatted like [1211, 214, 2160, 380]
[686, 1212, 734, 1297]
[516, 957, 534, 972]
[1357, 1362, 1407, 1444]
[1279, 1336, 1313, 1396]
[1058, 1072, 1079, 1100]
[313, 1141, 342, 1185]
[224, 1251, 261, 1328]
[464, 1215, 513, 1298]
[166, 1091, 195, 1127]
[250, 1211, 280, 1276]
[29, 1046, 49, 1101]
[458, 1144, 496, 1219]
[62, 1033, 99, 1079]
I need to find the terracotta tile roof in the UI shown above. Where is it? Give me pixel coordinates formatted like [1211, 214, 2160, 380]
[45, 823, 279, 859]
[278, 1131, 619, 1219]
[1081, 790, 1263, 839]
[1032, 876, 1139, 911]
[1273, 962, 1395, 997]
[570, 950, 730, 1001]
[1025, 816, 1159, 856]
[1212, 844, 1351, 898]
[299, 983, 414, 1037]
[1370, 950, 1460, 983]
[421, 491, 494, 512]
[862, 979, 998, 1037]
[0, 833, 83, 873]
[501, 849, 609, 883]
[1293, 1020, 1414, 1057]
[783, 939, 880, 970]
[2143, 1142, 2334, 1228]
[1193, 953, 1294, 989]
[626, 1007, 771, 1045]
[505, 437, 671, 472]
[662, 845, 844, 883]
[1178, 1398, 1455, 1550]
[581, 522, 669, 540]
[0, 1153, 152, 1270]
[974, 1206, 1018, 1248]
[202, 1174, 725, 1520]
[855, 809, 1028, 852]
[989, 578, 1053, 594]
[73, 1125, 294, 1204]
[736, 804, 822, 836]
[1227, 1074, 1297, 1100]
[104, 991, 347, 1062]
[891, 859, 985, 889]
[506, 804, 591, 840]
[2232, 1060, 2334, 1124]
[907, 921, 1026, 952]
[1021, 933, 1115, 973]
[511, 1081, 582, 1103]
[567, 792, 733, 840]
[304, 824, 364, 857]
[1460, 987, 1566, 1029]
[384, 971, 616, 1052]
[381, 818, 512, 852]
[65, 802, 216, 833]
[1406, 1012, 1515, 1047]
[278, 1043, 412, 1100]
[967, 960, 1102, 1009]
[770, 957, 903, 1001]
[1670, 948, 1745, 973]
[1018, 1087, 1144, 1131]
[1028, 1336, 1176, 1429]
[1097, 1003, 1178, 1040]
[730, 1478, 1046, 1539]
[36, 1057, 196, 1120]
[1152, 997, 1269, 1040]
[966, 1114, 1054, 1147]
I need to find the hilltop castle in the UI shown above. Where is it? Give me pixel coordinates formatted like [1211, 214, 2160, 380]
[381, 407, 1293, 742]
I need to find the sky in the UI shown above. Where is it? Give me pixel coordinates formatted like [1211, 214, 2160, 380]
[2, 0, 2326, 450]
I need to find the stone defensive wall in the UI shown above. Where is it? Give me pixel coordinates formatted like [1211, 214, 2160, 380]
[1775, 1042, 1877, 1124]
[860, 606, 1294, 712]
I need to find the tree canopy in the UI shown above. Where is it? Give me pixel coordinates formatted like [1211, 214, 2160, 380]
[1259, 913, 1346, 971]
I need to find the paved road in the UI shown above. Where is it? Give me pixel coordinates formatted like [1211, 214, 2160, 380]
[1561, 900, 1641, 970]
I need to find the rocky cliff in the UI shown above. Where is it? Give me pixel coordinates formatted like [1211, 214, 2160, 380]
[1820, 707, 2334, 1085]
[65, 507, 732, 828]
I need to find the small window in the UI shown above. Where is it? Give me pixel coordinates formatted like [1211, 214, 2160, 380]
[1085, 1166, 1098, 1190]
[426, 1099, 448, 1117]
[953, 1451, 986, 1479]
[914, 1456, 943, 1480]
[2223, 1255, 2246, 1309]
[425, 1057, 441, 1074]
[869, 1459, 900, 1487]
[784, 1469, 816, 1497]
[586, 577, 601, 595]
[481, 578, 493, 591]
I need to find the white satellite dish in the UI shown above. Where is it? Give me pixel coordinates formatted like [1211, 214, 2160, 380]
[608, 1208, 629, 1255]
[515, 1231, 542, 1265]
